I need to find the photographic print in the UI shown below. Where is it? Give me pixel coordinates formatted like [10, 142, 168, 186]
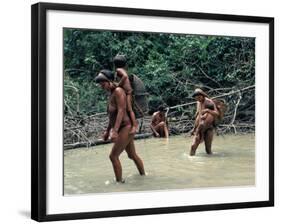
[31, 2, 273, 221]
[63, 29, 255, 195]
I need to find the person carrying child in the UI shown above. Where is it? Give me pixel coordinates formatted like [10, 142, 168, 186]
[95, 69, 145, 183]
[190, 88, 220, 156]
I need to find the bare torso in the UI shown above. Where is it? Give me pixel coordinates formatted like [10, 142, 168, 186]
[150, 111, 168, 138]
[190, 97, 217, 156]
[151, 112, 165, 127]
[197, 98, 216, 126]
[105, 86, 145, 182]
[108, 87, 131, 130]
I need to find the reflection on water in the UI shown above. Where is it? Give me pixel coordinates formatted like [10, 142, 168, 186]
[64, 134, 255, 195]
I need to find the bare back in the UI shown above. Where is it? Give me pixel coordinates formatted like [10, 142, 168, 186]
[116, 68, 133, 94]
[151, 111, 165, 127]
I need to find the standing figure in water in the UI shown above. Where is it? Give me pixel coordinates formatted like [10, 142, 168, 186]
[113, 55, 138, 134]
[95, 69, 145, 183]
[190, 88, 219, 156]
[150, 106, 169, 138]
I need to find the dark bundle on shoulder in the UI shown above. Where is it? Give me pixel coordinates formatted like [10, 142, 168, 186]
[205, 101, 215, 111]
[129, 74, 149, 118]
[213, 98, 227, 122]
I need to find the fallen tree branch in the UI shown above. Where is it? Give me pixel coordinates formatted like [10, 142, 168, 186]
[196, 64, 222, 88]
[64, 133, 153, 150]
[167, 85, 255, 110]
[64, 85, 255, 148]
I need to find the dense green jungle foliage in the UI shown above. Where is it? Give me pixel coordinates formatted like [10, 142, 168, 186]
[64, 29, 255, 120]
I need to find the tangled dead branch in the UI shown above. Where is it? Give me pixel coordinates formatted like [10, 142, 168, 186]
[64, 85, 255, 149]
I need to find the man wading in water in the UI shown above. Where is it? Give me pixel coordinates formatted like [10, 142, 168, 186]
[95, 69, 145, 183]
[190, 88, 219, 156]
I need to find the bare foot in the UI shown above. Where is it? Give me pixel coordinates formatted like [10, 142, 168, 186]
[190, 149, 196, 156]
[115, 178, 125, 184]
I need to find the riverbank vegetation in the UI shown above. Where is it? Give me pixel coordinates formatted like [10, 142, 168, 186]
[63, 29, 255, 148]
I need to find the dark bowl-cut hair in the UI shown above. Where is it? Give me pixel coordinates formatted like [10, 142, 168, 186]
[158, 105, 166, 112]
[100, 69, 114, 80]
[205, 101, 215, 110]
[113, 55, 127, 68]
[95, 69, 114, 83]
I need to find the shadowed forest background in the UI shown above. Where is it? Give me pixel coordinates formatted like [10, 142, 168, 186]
[63, 29, 255, 148]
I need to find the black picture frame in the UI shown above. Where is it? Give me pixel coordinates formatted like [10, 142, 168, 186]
[31, 2, 274, 222]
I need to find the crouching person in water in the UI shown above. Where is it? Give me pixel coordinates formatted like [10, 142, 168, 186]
[95, 69, 145, 183]
[150, 106, 169, 138]
[190, 88, 219, 156]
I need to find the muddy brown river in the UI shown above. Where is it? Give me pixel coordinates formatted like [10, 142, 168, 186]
[64, 134, 255, 195]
